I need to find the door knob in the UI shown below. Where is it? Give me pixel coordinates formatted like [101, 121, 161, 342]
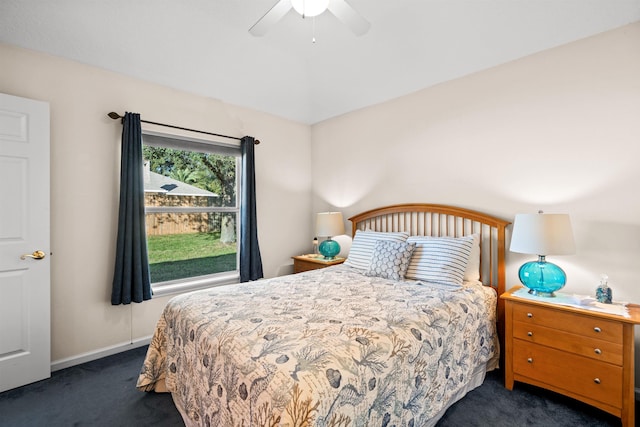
[20, 250, 46, 260]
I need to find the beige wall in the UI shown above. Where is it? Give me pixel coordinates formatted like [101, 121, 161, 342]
[0, 43, 312, 364]
[311, 23, 640, 381]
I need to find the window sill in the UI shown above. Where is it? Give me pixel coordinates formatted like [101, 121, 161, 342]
[151, 271, 240, 297]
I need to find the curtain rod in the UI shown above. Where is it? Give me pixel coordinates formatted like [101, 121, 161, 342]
[107, 112, 260, 144]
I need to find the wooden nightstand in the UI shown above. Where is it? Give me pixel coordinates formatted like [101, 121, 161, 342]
[501, 286, 640, 427]
[292, 255, 345, 273]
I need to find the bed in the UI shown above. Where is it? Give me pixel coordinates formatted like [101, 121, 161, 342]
[137, 203, 510, 426]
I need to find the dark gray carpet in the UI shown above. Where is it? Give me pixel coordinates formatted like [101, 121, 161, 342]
[0, 346, 181, 427]
[0, 346, 627, 426]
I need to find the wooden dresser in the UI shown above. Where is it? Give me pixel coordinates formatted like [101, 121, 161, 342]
[501, 286, 640, 427]
[291, 255, 345, 273]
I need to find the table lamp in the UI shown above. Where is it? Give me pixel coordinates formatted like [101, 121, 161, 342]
[316, 212, 345, 259]
[510, 211, 576, 297]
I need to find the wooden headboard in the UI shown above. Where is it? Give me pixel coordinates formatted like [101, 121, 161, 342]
[349, 203, 511, 340]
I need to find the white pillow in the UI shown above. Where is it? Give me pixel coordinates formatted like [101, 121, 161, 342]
[405, 235, 475, 287]
[344, 230, 410, 271]
[465, 234, 481, 282]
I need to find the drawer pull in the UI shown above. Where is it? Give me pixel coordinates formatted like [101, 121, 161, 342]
[594, 348, 602, 355]
[527, 313, 533, 318]
[527, 331, 533, 337]
[594, 327, 602, 333]
[594, 378, 601, 385]
[527, 358, 533, 364]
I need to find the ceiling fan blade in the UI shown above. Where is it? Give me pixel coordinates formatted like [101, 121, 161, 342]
[327, 0, 370, 36]
[249, 0, 292, 36]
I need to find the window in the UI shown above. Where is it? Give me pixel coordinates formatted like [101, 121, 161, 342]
[142, 131, 241, 295]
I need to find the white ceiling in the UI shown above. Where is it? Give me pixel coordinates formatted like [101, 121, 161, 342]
[1, 0, 639, 124]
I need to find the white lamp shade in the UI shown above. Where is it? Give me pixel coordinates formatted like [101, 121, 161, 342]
[510, 213, 576, 256]
[291, 0, 330, 17]
[316, 212, 345, 237]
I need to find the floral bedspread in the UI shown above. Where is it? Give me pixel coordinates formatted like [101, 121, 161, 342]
[137, 265, 498, 427]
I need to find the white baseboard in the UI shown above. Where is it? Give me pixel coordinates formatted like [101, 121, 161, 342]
[50, 336, 152, 372]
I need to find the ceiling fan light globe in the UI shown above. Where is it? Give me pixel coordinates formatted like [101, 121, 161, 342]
[291, 0, 330, 17]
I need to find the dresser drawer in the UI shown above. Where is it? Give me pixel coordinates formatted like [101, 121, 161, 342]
[513, 339, 623, 409]
[513, 320, 623, 365]
[512, 302, 623, 344]
[292, 256, 345, 273]
[293, 259, 326, 273]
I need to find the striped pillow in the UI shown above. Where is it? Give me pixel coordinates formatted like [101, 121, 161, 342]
[344, 230, 410, 271]
[405, 235, 475, 286]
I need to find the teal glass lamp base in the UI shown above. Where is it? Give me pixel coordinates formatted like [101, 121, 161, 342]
[519, 255, 567, 297]
[319, 238, 340, 259]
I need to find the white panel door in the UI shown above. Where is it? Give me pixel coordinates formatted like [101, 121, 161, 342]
[0, 93, 51, 392]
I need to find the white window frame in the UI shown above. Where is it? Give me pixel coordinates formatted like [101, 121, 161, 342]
[142, 130, 242, 296]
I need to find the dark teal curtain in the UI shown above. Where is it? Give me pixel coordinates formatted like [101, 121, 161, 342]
[111, 112, 152, 304]
[240, 136, 263, 282]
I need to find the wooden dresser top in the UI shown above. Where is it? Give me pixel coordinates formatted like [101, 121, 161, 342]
[501, 285, 640, 325]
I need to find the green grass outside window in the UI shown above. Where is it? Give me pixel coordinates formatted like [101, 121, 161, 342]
[147, 232, 237, 283]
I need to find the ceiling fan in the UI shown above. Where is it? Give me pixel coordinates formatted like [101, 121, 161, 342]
[249, 0, 370, 37]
